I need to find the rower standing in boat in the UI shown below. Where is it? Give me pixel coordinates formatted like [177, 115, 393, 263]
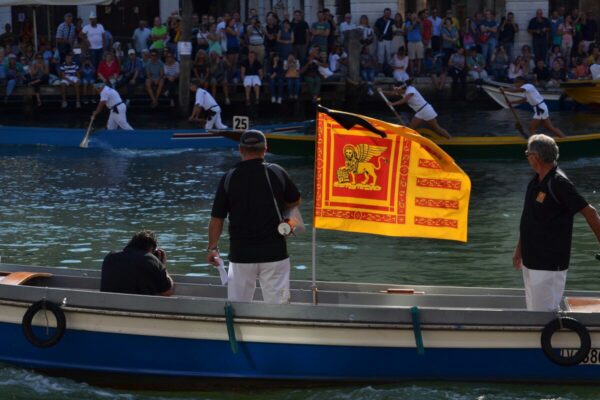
[389, 80, 452, 139]
[189, 83, 228, 130]
[91, 81, 134, 130]
[502, 77, 565, 138]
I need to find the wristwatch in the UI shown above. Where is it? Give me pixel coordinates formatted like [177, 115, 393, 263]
[207, 246, 219, 253]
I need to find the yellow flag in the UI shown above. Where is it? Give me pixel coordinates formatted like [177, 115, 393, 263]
[313, 108, 471, 242]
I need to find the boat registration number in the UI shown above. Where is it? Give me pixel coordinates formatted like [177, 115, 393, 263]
[560, 349, 600, 365]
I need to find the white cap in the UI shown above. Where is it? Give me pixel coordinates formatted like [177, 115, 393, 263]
[128, 49, 136, 55]
[89, 11, 97, 19]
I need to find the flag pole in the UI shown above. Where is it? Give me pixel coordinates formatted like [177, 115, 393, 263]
[311, 226, 317, 305]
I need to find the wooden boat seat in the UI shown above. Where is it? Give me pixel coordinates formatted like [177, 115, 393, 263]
[565, 297, 600, 313]
[0, 271, 52, 286]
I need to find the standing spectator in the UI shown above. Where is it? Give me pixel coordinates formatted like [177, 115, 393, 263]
[528, 9, 551, 62]
[445, 9, 460, 30]
[429, 8, 443, 52]
[132, 20, 151, 54]
[406, 12, 424, 76]
[3, 54, 23, 102]
[420, 10, 433, 50]
[163, 53, 180, 107]
[291, 10, 310, 63]
[225, 18, 241, 70]
[150, 17, 168, 51]
[117, 49, 145, 106]
[374, 8, 394, 69]
[56, 13, 76, 62]
[103, 29, 114, 53]
[390, 46, 409, 82]
[558, 15, 574, 67]
[359, 45, 377, 95]
[284, 53, 301, 100]
[358, 15, 375, 49]
[441, 17, 459, 65]
[0, 24, 18, 53]
[97, 51, 121, 87]
[59, 52, 81, 109]
[311, 11, 330, 54]
[490, 45, 509, 81]
[462, 17, 477, 50]
[581, 12, 598, 53]
[215, 13, 229, 54]
[166, 14, 181, 57]
[192, 49, 210, 89]
[339, 13, 356, 44]
[145, 49, 164, 107]
[466, 47, 488, 83]
[479, 9, 498, 66]
[277, 20, 294, 59]
[82, 12, 105, 68]
[208, 51, 231, 105]
[265, 14, 280, 59]
[323, 8, 337, 53]
[27, 53, 49, 107]
[549, 10, 564, 49]
[499, 12, 519, 61]
[241, 51, 263, 105]
[301, 46, 323, 102]
[267, 52, 284, 103]
[391, 13, 405, 55]
[448, 47, 466, 98]
[80, 58, 95, 104]
[197, 22, 209, 53]
[246, 17, 266, 64]
[207, 22, 223, 56]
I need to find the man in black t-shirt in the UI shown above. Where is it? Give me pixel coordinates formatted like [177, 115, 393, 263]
[374, 8, 394, 68]
[207, 130, 301, 304]
[101, 230, 174, 296]
[291, 10, 310, 63]
[513, 135, 600, 311]
[527, 9, 551, 62]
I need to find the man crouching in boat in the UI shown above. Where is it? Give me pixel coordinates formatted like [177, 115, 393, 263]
[91, 81, 134, 130]
[189, 83, 228, 130]
[502, 77, 565, 138]
[513, 135, 600, 311]
[206, 130, 301, 304]
[101, 230, 174, 296]
[389, 80, 452, 139]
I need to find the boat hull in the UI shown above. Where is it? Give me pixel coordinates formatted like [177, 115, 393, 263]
[482, 83, 568, 110]
[561, 80, 600, 105]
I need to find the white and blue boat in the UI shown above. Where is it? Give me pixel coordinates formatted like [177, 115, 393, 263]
[1, 263, 600, 389]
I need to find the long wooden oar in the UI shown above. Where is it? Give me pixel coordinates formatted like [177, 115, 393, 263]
[500, 88, 528, 139]
[377, 88, 409, 126]
[79, 117, 95, 148]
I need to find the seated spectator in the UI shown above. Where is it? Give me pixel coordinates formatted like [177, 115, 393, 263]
[571, 41, 588, 70]
[547, 59, 567, 87]
[533, 59, 551, 86]
[466, 47, 488, 84]
[490, 46, 509, 81]
[284, 53, 301, 100]
[359, 44, 377, 95]
[301, 46, 322, 103]
[267, 52, 284, 103]
[547, 45, 563, 69]
[591, 54, 600, 80]
[423, 49, 446, 91]
[508, 56, 527, 82]
[97, 51, 121, 87]
[587, 45, 599, 67]
[80, 58, 95, 104]
[112, 41, 125, 63]
[390, 46, 410, 83]
[241, 50, 263, 105]
[317, 51, 336, 80]
[59, 52, 81, 108]
[329, 45, 348, 78]
[573, 57, 591, 79]
[3, 54, 24, 102]
[100, 230, 174, 296]
[208, 50, 230, 105]
[448, 47, 466, 98]
[163, 52, 180, 107]
[192, 49, 209, 89]
[26, 53, 49, 106]
[145, 49, 164, 107]
[117, 49, 145, 106]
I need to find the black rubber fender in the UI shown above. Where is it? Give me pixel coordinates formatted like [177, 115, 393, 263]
[22, 300, 66, 348]
[541, 317, 591, 366]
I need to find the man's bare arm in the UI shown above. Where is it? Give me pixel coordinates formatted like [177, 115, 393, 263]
[581, 205, 600, 244]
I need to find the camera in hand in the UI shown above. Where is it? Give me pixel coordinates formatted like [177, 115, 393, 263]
[277, 218, 296, 237]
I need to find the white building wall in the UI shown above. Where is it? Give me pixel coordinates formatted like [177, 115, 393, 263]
[505, 0, 548, 54]
[351, 1, 392, 27]
[160, 0, 179, 22]
[77, 5, 96, 21]
[0, 6, 11, 31]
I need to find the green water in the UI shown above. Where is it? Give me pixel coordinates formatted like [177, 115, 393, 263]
[1, 108, 600, 398]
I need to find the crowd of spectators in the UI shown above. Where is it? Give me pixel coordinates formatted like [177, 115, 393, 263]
[0, 5, 599, 107]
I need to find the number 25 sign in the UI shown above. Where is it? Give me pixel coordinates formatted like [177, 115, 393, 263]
[233, 116, 249, 131]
